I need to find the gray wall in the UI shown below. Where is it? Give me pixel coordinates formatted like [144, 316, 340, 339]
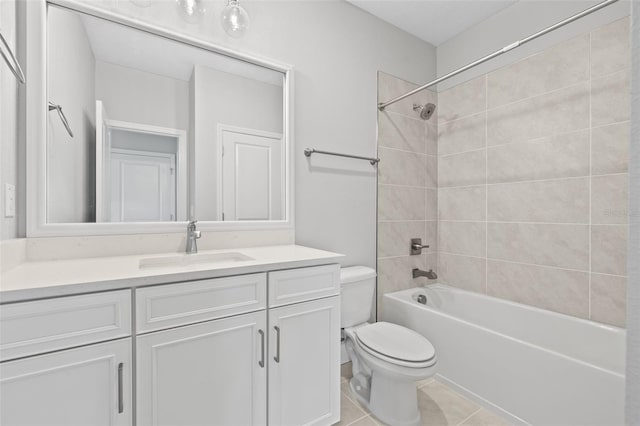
[95, 60, 190, 131]
[29, 0, 437, 268]
[47, 6, 96, 223]
[626, 1, 639, 423]
[0, 0, 19, 239]
[436, 0, 631, 91]
[191, 65, 282, 221]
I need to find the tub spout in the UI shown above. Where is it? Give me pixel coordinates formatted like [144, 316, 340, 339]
[412, 268, 438, 280]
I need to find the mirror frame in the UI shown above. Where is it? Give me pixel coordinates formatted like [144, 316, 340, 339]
[26, 0, 294, 237]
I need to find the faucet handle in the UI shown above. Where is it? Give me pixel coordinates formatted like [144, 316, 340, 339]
[193, 230, 202, 239]
[188, 220, 198, 226]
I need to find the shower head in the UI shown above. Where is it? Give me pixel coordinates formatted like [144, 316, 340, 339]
[413, 103, 436, 120]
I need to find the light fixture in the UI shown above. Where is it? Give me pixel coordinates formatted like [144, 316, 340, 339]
[176, 0, 206, 23]
[221, 0, 250, 38]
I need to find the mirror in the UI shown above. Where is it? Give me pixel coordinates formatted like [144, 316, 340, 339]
[46, 5, 287, 225]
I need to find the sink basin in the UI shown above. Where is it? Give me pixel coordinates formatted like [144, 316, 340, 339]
[139, 252, 255, 269]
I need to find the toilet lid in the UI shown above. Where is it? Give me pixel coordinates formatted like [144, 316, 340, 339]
[355, 322, 436, 364]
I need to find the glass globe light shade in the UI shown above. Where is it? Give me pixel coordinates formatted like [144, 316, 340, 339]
[176, 0, 206, 23]
[221, 0, 250, 38]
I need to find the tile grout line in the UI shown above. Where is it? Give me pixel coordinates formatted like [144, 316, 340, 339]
[439, 66, 629, 127]
[588, 31, 593, 320]
[437, 172, 629, 190]
[485, 75, 489, 295]
[437, 118, 631, 159]
[436, 251, 631, 277]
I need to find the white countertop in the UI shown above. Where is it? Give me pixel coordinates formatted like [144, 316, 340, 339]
[0, 245, 344, 303]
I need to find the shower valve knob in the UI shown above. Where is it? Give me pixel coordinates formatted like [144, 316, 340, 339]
[410, 238, 429, 255]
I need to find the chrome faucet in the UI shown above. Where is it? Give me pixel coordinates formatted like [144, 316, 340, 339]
[412, 268, 438, 280]
[186, 220, 201, 254]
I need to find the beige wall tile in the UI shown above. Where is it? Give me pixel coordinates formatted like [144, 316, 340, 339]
[378, 148, 427, 186]
[591, 70, 631, 127]
[426, 119, 438, 156]
[438, 112, 486, 156]
[378, 111, 427, 153]
[438, 253, 486, 293]
[439, 221, 486, 257]
[590, 273, 626, 327]
[377, 254, 429, 317]
[377, 221, 425, 258]
[438, 185, 486, 221]
[487, 178, 589, 224]
[591, 225, 627, 276]
[591, 17, 631, 78]
[487, 223, 589, 270]
[487, 130, 589, 183]
[426, 188, 438, 221]
[591, 122, 630, 175]
[378, 185, 425, 220]
[487, 82, 589, 146]
[487, 34, 589, 108]
[438, 76, 486, 123]
[487, 260, 589, 318]
[591, 174, 629, 224]
[426, 155, 438, 188]
[378, 71, 434, 117]
[425, 221, 438, 254]
[439, 150, 486, 188]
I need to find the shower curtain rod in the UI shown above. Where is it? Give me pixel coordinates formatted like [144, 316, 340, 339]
[378, 0, 619, 111]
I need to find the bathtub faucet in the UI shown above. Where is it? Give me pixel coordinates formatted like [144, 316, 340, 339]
[412, 268, 438, 280]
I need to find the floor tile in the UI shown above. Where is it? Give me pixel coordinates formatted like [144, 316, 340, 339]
[417, 381, 480, 426]
[350, 415, 381, 426]
[459, 408, 512, 426]
[337, 392, 368, 426]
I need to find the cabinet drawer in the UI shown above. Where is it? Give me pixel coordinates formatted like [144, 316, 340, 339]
[136, 273, 267, 333]
[268, 264, 340, 307]
[0, 290, 132, 362]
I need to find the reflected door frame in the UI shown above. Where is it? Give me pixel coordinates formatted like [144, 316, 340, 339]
[216, 124, 284, 221]
[96, 112, 188, 222]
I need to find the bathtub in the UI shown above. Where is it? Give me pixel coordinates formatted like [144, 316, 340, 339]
[383, 284, 626, 426]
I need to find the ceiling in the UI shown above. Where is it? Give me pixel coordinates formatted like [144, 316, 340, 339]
[79, 11, 283, 86]
[346, 0, 518, 46]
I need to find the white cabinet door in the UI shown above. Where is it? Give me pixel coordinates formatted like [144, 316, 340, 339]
[137, 311, 267, 426]
[269, 297, 341, 426]
[0, 338, 132, 426]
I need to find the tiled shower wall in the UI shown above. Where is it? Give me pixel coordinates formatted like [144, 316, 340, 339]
[437, 18, 630, 327]
[376, 72, 438, 317]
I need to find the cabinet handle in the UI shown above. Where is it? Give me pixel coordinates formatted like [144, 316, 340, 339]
[258, 329, 265, 368]
[274, 326, 281, 363]
[117, 362, 124, 414]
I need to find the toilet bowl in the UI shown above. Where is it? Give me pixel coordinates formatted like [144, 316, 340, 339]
[341, 267, 437, 426]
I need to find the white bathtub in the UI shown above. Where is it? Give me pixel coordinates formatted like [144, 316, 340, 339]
[383, 284, 626, 426]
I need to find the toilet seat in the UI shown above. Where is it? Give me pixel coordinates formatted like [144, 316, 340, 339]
[354, 322, 436, 368]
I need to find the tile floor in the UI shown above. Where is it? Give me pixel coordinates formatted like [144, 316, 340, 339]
[337, 363, 511, 426]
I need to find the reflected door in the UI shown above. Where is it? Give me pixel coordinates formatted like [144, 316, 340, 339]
[110, 150, 176, 222]
[221, 128, 283, 221]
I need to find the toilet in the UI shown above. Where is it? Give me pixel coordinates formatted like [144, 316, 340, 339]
[341, 266, 437, 426]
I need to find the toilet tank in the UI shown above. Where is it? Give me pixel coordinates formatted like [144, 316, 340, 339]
[340, 266, 377, 328]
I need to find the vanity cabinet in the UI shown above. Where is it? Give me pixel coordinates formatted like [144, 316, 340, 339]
[268, 296, 341, 426]
[0, 290, 134, 426]
[137, 311, 267, 426]
[1, 263, 340, 426]
[0, 338, 132, 426]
